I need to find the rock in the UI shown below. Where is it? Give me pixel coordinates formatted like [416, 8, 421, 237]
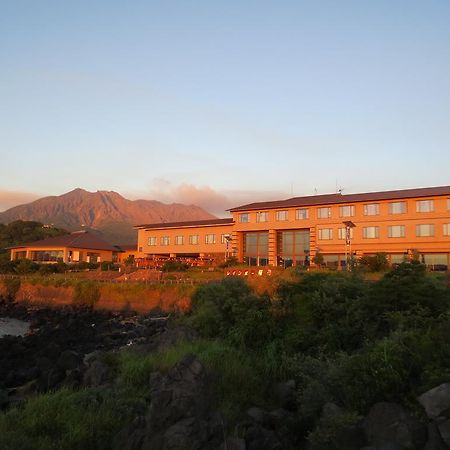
[135, 354, 223, 450]
[438, 419, 450, 448]
[272, 379, 296, 411]
[82, 360, 111, 387]
[220, 436, 246, 450]
[364, 402, 427, 450]
[57, 350, 81, 371]
[322, 402, 343, 418]
[247, 407, 270, 425]
[418, 384, 450, 420]
[424, 422, 450, 449]
[244, 424, 282, 450]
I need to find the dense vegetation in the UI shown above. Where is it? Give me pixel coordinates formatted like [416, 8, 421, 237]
[1, 262, 450, 448]
[0, 220, 68, 271]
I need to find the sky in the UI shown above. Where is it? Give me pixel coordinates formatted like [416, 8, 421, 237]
[1, 0, 450, 216]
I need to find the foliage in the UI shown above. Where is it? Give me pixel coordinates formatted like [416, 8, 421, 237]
[2, 277, 21, 300]
[161, 260, 189, 272]
[359, 252, 389, 272]
[72, 281, 101, 307]
[312, 251, 324, 267]
[0, 387, 134, 450]
[189, 277, 276, 349]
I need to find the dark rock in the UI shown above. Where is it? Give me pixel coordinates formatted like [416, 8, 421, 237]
[247, 407, 270, 425]
[424, 422, 450, 450]
[322, 402, 343, 418]
[272, 379, 296, 411]
[364, 402, 427, 450]
[244, 424, 282, 450]
[418, 384, 450, 420]
[220, 436, 246, 450]
[83, 360, 111, 387]
[57, 350, 81, 371]
[438, 419, 450, 448]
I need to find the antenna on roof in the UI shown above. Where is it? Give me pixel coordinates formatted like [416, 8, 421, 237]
[314, 188, 318, 195]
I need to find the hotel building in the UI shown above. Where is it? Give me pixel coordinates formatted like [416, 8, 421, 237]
[136, 185, 450, 269]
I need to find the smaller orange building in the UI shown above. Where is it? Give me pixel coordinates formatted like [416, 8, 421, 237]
[135, 218, 234, 266]
[9, 231, 121, 263]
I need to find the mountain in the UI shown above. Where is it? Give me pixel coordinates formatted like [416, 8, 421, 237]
[0, 189, 216, 244]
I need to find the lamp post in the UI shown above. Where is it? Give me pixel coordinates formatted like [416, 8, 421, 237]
[342, 220, 356, 271]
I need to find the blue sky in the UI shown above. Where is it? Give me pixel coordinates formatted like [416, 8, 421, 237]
[1, 0, 449, 215]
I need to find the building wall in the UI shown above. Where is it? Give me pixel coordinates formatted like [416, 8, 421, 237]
[231, 194, 450, 267]
[10, 246, 116, 263]
[137, 223, 234, 261]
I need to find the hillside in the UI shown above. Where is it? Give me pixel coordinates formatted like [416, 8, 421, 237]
[0, 189, 216, 244]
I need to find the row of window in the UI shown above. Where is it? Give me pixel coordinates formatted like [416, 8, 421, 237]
[239, 199, 450, 223]
[147, 234, 231, 246]
[318, 224, 450, 240]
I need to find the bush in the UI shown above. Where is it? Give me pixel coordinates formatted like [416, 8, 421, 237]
[3, 277, 21, 300]
[359, 252, 389, 272]
[72, 281, 101, 307]
[14, 258, 39, 274]
[161, 260, 189, 272]
[189, 277, 276, 349]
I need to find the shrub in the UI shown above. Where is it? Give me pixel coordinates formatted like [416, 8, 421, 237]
[359, 252, 389, 272]
[14, 258, 39, 274]
[3, 277, 21, 300]
[189, 277, 276, 349]
[72, 281, 101, 307]
[161, 260, 189, 272]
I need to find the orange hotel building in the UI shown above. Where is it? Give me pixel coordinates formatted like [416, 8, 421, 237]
[135, 186, 450, 270]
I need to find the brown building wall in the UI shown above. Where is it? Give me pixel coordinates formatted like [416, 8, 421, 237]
[137, 223, 234, 261]
[231, 194, 450, 266]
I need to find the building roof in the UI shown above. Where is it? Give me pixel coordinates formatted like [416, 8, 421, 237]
[134, 218, 234, 230]
[229, 186, 450, 212]
[9, 231, 120, 252]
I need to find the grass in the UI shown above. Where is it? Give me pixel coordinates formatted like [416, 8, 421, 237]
[0, 387, 131, 450]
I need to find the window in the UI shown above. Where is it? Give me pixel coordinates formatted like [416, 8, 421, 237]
[389, 201, 407, 214]
[205, 234, 216, 244]
[388, 225, 406, 238]
[160, 236, 170, 245]
[416, 224, 435, 237]
[175, 235, 184, 245]
[416, 200, 434, 212]
[364, 203, 380, 216]
[276, 210, 288, 221]
[363, 226, 379, 239]
[317, 207, 331, 219]
[221, 234, 231, 244]
[318, 228, 333, 240]
[296, 208, 309, 220]
[338, 227, 354, 240]
[339, 205, 355, 217]
[444, 224, 450, 236]
[256, 211, 269, 222]
[148, 237, 157, 246]
[189, 235, 199, 245]
[239, 213, 250, 223]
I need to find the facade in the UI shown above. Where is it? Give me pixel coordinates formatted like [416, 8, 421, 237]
[135, 218, 234, 265]
[9, 231, 122, 263]
[136, 186, 450, 270]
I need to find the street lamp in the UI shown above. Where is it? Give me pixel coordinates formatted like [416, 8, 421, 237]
[342, 220, 356, 271]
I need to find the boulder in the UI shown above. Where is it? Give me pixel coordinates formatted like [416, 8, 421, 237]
[82, 360, 111, 387]
[364, 402, 427, 450]
[247, 407, 270, 425]
[123, 354, 224, 450]
[272, 379, 296, 411]
[438, 419, 450, 448]
[56, 350, 81, 371]
[418, 384, 450, 420]
[244, 424, 282, 450]
[424, 422, 449, 450]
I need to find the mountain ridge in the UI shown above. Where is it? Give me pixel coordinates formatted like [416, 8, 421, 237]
[0, 188, 216, 244]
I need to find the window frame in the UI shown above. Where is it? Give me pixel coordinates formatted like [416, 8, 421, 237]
[275, 210, 288, 221]
[175, 235, 184, 245]
[189, 235, 199, 245]
[389, 201, 407, 214]
[147, 237, 157, 246]
[388, 225, 406, 238]
[339, 205, 355, 217]
[416, 224, 435, 237]
[256, 211, 269, 222]
[205, 234, 216, 244]
[416, 199, 434, 213]
[295, 208, 309, 220]
[317, 207, 331, 219]
[239, 213, 250, 223]
[318, 228, 333, 240]
[362, 226, 379, 239]
[363, 203, 380, 216]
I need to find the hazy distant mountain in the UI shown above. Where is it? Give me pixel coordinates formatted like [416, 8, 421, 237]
[0, 188, 216, 244]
